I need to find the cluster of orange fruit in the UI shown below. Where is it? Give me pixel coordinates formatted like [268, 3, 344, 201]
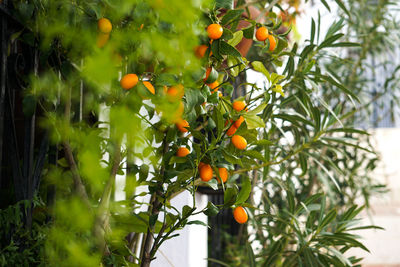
[97, 18, 112, 48]
[255, 26, 276, 51]
[100, 18, 250, 224]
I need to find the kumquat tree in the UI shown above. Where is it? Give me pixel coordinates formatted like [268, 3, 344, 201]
[1, 0, 399, 266]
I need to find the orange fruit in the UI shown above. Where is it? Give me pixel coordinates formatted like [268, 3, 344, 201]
[233, 206, 248, 224]
[120, 74, 139, 90]
[143, 81, 155, 94]
[231, 135, 247, 150]
[171, 101, 184, 123]
[233, 100, 245, 111]
[195, 45, 208, 58]
[225, 119, 233, 127]
[97, 33, 110, 48]
[217, 167, 228, 183]
[268, 35, 276, 51]
[176, 119, 189, 133]
[208, 81, 219, 93]
[255, 26, 269, 41]
[98, 18, 112, 34]
[207, 24, 223, 40]
[167, 85, 184, 101]
[199, 164, 213, 182]
[199, 162, 206, 169]
[234, 116, 244, 128]
[176, 147, 190, 157]
[226, 125, 237, 136]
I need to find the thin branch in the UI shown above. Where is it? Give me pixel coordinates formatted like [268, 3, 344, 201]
[63, 86, 90, 207]
[140, 135, 169, 267]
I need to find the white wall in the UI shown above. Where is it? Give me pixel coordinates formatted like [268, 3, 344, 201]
[349, 128, 400, 266]
[152, 191, 208, 267]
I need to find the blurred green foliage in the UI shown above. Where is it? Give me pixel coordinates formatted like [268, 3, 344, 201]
[1, 0, 397, 266]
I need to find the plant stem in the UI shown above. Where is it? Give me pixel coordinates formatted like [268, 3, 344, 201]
[63, 86, 90, 207]
[140, 135, 169, 267]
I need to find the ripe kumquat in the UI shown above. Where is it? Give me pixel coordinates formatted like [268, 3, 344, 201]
[217, 167, 228, 183]
[255, 26, 269, 41]
[143, 81, 155, 94]
[233, 100, 246, 111]
[233, 206, 248, 224]
[232, 135, 247, 150]
[98, 18, 112, 34]
[176, 147, 190, 157]
[120, 74, 139, 90]
[199, 164, 213, 182]
[176, 119, 189, 133]
[234, 116, 245, 128]
[207, 24, 223, 40]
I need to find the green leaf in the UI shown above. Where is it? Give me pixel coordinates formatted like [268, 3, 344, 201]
[221, 9, 244, 25]
[216, 0, 234, 9]
[326, 128, 369, 135]
[319, 209, 337, 230]
[235, 176, 251, 204]
[333, 0, 350, 16]
[270, 73, 285, 85]
[149, 214, 158, 227]
[220, 41, 242, 58]
[246, 103, 267, 115]
[253, 139, 273, 146]
[222, 150, 243, 166]
[204, 202, 219, 217]
[187, 220, 208, 227]
[310, 18, 316, 44]
[169, 156, 188, 165]
[299, 153, 307, 176]
[318, 33, 344, 49]
[224, 186, 238, 207]
[182, 205, 195, 217]
[320, 0, 331, 12]
[206, 258, 231, 267]
[227, 30, 243, 47]
[251, 61, 270, 80]
[243, 113, 264, 129]
[211, 39, 223, 60]
[242, 25, 255, 39]
[139, 164, 149, 182]
[329, 42, 360, 47]
[243, 150, 266, 163]
[246, 243, 256, 267]
[227, 56, 240, 77]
